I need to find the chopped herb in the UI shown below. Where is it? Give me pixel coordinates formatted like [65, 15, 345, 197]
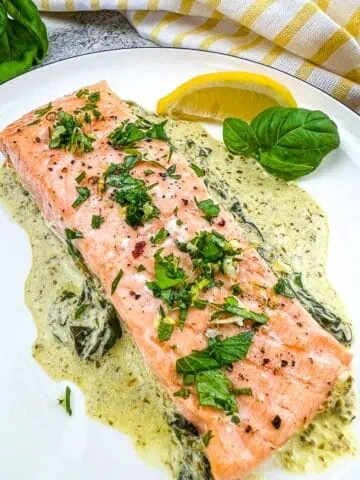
[174, 387, 190, 399]
[211, 297, 268, 325]
[231, 283, 242, 295]
[199, 147, 212, 157]
[49, 111, 95, 154]
[176, 219, 183, 226]
[274, 277, 296, 298]
[195, 197, 220, 223]
[72, 186, 90, 208]
[27, 119, 41, 126]
[151, 228, 169, 245]
[88, 91, 100, 103]
[75, 171, 86, 184]
[176, 331, 254, 374]
[58, 386, 72, 416]
[190, 163, 205, 177]
[111, 269, 124, 295]
[231, 415, 240, 425]
[35, 102, 52, 117]
[146, 120, 168, 141]
[202, 430, 213, 447]
[84, 112, 91, 124]
[91, 215, 104, 229]
[65, 228, 83, 240]
[75, 303, 89, 319]
[137, 264, 146, 272]
[144, 169, 155, 176]
[108, 118, 169, 150]
[173, 206, 179, 215]
[165, 164, 181, 180]
[157, 308, 174, 342]
[150, 249, 186, 290]
[233, 387, 252, 396]
[76, 88, 89, 98]
[197, 370, 238, 413]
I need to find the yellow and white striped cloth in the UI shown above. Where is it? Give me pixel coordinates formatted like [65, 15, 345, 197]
[36, 0, 360, 111]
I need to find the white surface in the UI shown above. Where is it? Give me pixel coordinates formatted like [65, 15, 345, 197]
[0, 48, 359, 480]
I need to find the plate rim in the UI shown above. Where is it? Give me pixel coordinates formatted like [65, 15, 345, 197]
[1, 46, 359, 119]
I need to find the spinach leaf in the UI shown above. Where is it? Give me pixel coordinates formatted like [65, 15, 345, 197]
[0, 0, 48, 83]
[223, 118, 258, 157]
[223, 107, 340, 181]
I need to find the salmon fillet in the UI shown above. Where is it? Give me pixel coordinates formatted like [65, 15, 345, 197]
[0, 81, 352, 479]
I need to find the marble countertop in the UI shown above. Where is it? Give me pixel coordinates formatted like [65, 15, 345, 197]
[42, 11, 156, 65]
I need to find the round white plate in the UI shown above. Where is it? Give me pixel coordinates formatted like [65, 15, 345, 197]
[0, 48, 359, 480]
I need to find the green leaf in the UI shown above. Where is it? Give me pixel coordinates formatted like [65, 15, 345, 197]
[211, 297, 268, 325]
[196, 370, 238, 414]
[231, 283, 242, 295]
[147, 120, 168, 141]
[75, 171, 86, 184]
[153, 250, 186, 290]
[35, 102, 52, 117]
[202, 430, 213, 447]
[223, 118, 258, 157]
[273, 277, 296, 298]
[49, 111, 95, 155]
[111, 269, 123, 295]
[58, 386, 72, 416]
[74, 303, 89, 319]
[157, 311, 174, 342]
[251, 107, 340, 181]
[176, 331, 254, 374]
[151, 227, 169, 245]
[0, 0, 48, 83]
[165, 164, 181, 180]
[174, 387, 190, 399]
[195, 197, 220, 223]
[190, 163, 205, 177]
[233, 387, 252, 396]
[72, 186, 90, 208]
[65, 228, 83, 240]
[91, 215, 104, 229]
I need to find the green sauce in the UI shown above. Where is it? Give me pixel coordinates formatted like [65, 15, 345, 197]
[0, 104, 356, 478]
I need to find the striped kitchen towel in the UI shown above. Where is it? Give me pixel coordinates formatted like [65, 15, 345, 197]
[36, 0, 360, 111]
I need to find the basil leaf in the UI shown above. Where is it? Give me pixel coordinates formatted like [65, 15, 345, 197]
[176, 331, 253, 374]
[211, 297, 268, 325]
[0, 0, 48, 83]
[111, 269, 123, 295]
[195, 198, 220, 223]
[72, 186, 90, 208]
[190, 163, 205, 177]
[251, 107, 340, 181]
[91, 215, 104, 229]
[153, 250, 186, 290]
[196, 369, 238, 413]
[223, 118, 258, 157]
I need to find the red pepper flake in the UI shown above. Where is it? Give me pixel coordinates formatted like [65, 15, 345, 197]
[132, 241, 146, 258]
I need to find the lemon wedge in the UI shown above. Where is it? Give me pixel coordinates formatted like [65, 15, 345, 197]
[157, 72, 297, 122]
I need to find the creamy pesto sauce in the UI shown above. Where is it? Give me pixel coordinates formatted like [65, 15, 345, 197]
[0, 104, 357, 478]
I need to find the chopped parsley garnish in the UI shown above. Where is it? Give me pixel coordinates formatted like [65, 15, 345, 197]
[195, 197, 220, 223]
[58, 386, 72, 416]
[35, 102, 52, 117]
[111, 269, 124, 295]
[65, 228, 83, 240]
[231, 415, 240, 425]
[174, 387, 190, 399]
[176, 332, 254, 414]
[274, 277, 296, 298]
[179, 231, 240, 286]
[87, 91, 100, 103]
[76, 88, 89, 98]
[108, 118, 169, 150]
[49, 111, 95, 154]
[146, 250, 208, 330]
[157, 307, 174, 342]
[75, 171, 86, 184]
[190, 163, 205, 177]
[176, 219, 183, 226]
[91, 215, 104, 229]
[137, 264, 146, 272]
[151, 228, 169, 245]
[231, 283, 242, 295]
[144, 169, 155, 176]
[211, 297, 268, 325]
[165, 164, 181, 180]
[233, 387, 252, 396]
[202, 430, 213, 447]
[72, 186, 90, 208]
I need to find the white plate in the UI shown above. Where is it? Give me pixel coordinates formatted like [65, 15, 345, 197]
[0, 48, 359, 480]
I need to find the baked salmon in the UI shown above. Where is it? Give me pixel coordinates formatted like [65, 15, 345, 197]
[0, 81, 352, 480]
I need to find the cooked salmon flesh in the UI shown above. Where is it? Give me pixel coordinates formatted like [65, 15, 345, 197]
[0, 81, 352, 480]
